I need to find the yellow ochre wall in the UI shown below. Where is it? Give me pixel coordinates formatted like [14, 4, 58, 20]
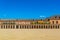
[50, 20, 60, 24]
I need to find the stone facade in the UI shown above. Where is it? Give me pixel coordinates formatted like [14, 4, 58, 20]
[0, 15, 60, 29]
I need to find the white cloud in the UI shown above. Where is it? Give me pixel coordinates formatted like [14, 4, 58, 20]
[39, 16, 46, 18]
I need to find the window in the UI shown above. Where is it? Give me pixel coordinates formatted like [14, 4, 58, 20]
[56, 21, 58, 24]
[3, 22, 15, 24]
[55, 16, 57, 18]
[48, 19, 50, 21]
[52, 21, 54, 24]
[59, 17, 60, 19]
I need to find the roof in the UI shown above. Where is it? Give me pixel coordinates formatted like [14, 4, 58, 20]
[50, 15, 60, 20]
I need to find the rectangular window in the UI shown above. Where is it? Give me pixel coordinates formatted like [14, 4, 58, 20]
[56, 21, 58, 24]
[52, 21, 54, 24]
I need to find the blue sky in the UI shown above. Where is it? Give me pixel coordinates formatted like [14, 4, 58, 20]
[0, 0, 60, 19]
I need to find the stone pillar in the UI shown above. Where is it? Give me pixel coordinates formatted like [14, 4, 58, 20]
[32, 25, 34, 29]
[45, 25, 46, 29]
[38, 25, 40, 29]
[30, 25, 32, 29]
[19, 25, 21, 29]
[57, 25, 59, 29]
[18, 25, 20, 29]
[21, 25, 22, 29]
[25, 25, 27, 29]
[11, 25, 12, 29]
[14, 25, 16, 29]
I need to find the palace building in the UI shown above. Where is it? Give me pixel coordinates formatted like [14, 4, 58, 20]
[0, 15, 60, 29]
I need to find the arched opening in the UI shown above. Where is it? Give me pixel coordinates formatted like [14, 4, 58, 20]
[21, 25, 24, 29]
[53, 25, 54, 29]
[6, 25, 8, 29]
[26, 26, 28, 29]
[46, 26, 47, 29]
[1, 26, 3, 29]
[19, 25, 21, 29]
[25, 25, 26, 29]
[13, 25, 15, 29]
[36, 25, 38, 29]
[34, 25, 36, 28]
[39, 25, 40, 29]
[8, 25, 10, 29]
[44, 25, 45, 29]
[41, 25, 43, 29]
[32, 25, 33, 29]
[11, 25, 12, 29]
[48, 25, 50, 29]
[58, 25, 59, 29]
[51, 26, 52, 29]
[55, 25, 57, 29]
[4, 25, 5, 29]
[16, 25, 19, 29]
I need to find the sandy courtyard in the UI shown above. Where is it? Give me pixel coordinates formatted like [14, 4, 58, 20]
[0, 29, 60, 40]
